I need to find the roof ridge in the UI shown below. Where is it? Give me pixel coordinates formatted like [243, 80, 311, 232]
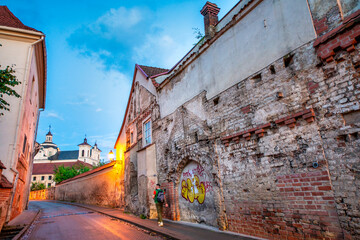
[0, 6, 41, 33]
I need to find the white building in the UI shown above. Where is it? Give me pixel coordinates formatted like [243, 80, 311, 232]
[34, 130, 101, 165]
[31, 130, 101, 187]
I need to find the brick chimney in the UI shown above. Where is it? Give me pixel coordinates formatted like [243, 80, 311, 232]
[200, 1, 220, 38]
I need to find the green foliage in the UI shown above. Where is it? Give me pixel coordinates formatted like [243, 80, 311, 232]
[92, 160, 107, 169]
[0, 43, 21, 116]
[31, 182, 46, 191]
[140, 214, 147, 219]
[192, 27, 204, 40]
[53, 164, 90, 184]
[192, 27, 205, 46]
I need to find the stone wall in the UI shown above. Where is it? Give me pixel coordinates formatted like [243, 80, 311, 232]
[29, 187, 55, 200]
[55, 162, 124, 208]
[153, 38, 360, 239]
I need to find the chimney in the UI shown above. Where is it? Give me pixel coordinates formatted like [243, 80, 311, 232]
[200, 1, 220, 38]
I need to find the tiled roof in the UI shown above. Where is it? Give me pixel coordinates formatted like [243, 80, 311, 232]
[49, 150, 78, 160]
[0, 6, 41, 32]
[0, 160, 6, 169]
[138, 65, 168, 78]
[0, 174, 12, 188]
[32, 161, 92, 175]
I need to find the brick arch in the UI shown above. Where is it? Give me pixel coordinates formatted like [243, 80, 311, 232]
[161, 147, 228, 229]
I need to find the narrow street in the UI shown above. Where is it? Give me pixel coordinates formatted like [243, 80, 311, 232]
[25, 201, 163, 240]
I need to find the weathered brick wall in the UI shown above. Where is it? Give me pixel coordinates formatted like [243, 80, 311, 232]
[0, 188, 11, 231]
[153, 38, 360, 239]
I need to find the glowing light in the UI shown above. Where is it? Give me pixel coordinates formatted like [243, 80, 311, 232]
[108, 150, 114, 161]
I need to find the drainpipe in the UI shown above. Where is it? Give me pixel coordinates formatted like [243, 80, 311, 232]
[6, 36, 45, 222]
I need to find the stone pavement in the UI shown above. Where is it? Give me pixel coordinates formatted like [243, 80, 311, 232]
[48, 200, 264, 240]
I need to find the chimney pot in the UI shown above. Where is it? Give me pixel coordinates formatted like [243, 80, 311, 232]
[200, 1, 220, 38]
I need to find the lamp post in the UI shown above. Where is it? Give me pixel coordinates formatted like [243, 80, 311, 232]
[108, 150, 114, 162]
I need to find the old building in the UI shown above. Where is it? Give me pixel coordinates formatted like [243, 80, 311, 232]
[0, 6, 46, 230]
[115, 0, 360, 239]
[31, 130, 100, 187]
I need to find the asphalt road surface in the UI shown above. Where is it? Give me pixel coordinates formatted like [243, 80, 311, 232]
[26, 201, 163, 240]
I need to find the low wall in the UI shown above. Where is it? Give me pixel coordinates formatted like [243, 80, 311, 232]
[29, 187, 55, 200]
[55, 162, 124, 208]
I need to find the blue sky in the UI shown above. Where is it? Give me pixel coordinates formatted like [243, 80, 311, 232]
[3, 0, 238, 160]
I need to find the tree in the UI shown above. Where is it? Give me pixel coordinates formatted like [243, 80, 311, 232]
[31, 182, 46, 191]
[53, 164, 90, 184]
[0, 44, 21, 116]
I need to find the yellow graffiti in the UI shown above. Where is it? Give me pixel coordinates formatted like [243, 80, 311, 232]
[181, 175, 206, 204]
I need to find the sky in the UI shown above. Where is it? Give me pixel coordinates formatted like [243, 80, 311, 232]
[3, 0, 239, 160]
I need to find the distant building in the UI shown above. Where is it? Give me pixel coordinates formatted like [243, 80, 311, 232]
[31, 130, 100, 187]
[0, 5, 46, 229]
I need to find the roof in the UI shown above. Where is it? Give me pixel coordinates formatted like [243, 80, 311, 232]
[137, 65, 168, 78]
[49, 150, 79, 160]
[114, 64, 167, 147]
[0, 174, 12, 188]
[0, 6, 41, 32]
[78, 137, 91, 146]
[32, 161, 92, 175]
[58, 161, 115, 185]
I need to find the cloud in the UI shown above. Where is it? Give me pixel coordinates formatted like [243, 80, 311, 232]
[67, 6, 150, 70]
[43, 110, 64, 120]
[96, 108, 103, 112]
[92, 7, 142, 36]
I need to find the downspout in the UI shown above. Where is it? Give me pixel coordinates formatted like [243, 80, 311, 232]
[6, 36, 45, 222]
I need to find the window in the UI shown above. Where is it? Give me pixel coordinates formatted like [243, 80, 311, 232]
[48, 176, 52, 180]
[130, 131, 134, 144]
[33, 176, 36, 181]
[144, 119, 151, 146]
[22, 135, 27, 153]
[48, 183, 51, 187]
[41, 176, 45, 180]
[82, 150, 84, 157]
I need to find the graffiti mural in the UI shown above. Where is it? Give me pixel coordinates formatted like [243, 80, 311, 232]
[179, 161, 212, 204]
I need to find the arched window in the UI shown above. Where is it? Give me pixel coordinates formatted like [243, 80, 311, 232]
[82, 150, 84, 157]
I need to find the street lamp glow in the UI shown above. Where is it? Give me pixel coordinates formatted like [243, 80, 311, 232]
[108, 150, 114, 161]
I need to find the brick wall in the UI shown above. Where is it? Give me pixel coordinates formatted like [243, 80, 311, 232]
[226, 171, 342, 239]
[153, 35, 360, 239]
[0, 188, 11, 230]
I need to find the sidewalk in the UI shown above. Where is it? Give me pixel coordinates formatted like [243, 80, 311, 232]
[50, 200, 264, 240]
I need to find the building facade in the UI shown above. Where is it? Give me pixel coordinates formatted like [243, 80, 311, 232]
[31, 131, 100, 187]
[115, 0, 360, 239]
[0, 6, 46, 229]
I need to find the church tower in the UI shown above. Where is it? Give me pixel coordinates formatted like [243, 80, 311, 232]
[91, 142, 101, 164]
[78, 136, 92, 164]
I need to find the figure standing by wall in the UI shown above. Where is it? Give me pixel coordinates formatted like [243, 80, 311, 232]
[153, 184, 168, 226]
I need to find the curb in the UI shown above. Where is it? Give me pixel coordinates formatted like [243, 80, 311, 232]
[13, 209, 41, 240]
[53, 200, 180, 240]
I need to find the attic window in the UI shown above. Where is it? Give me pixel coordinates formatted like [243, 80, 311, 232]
[252, 73, 262, 83]
[269, 65, 276, 74]
[283, 54, 294, 67]
[213, 97, 219, 105]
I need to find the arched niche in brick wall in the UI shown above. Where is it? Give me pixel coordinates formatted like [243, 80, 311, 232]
[177, 160, 217, 226]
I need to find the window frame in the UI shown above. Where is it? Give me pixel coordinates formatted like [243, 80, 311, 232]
[143, 117, 152, 147]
